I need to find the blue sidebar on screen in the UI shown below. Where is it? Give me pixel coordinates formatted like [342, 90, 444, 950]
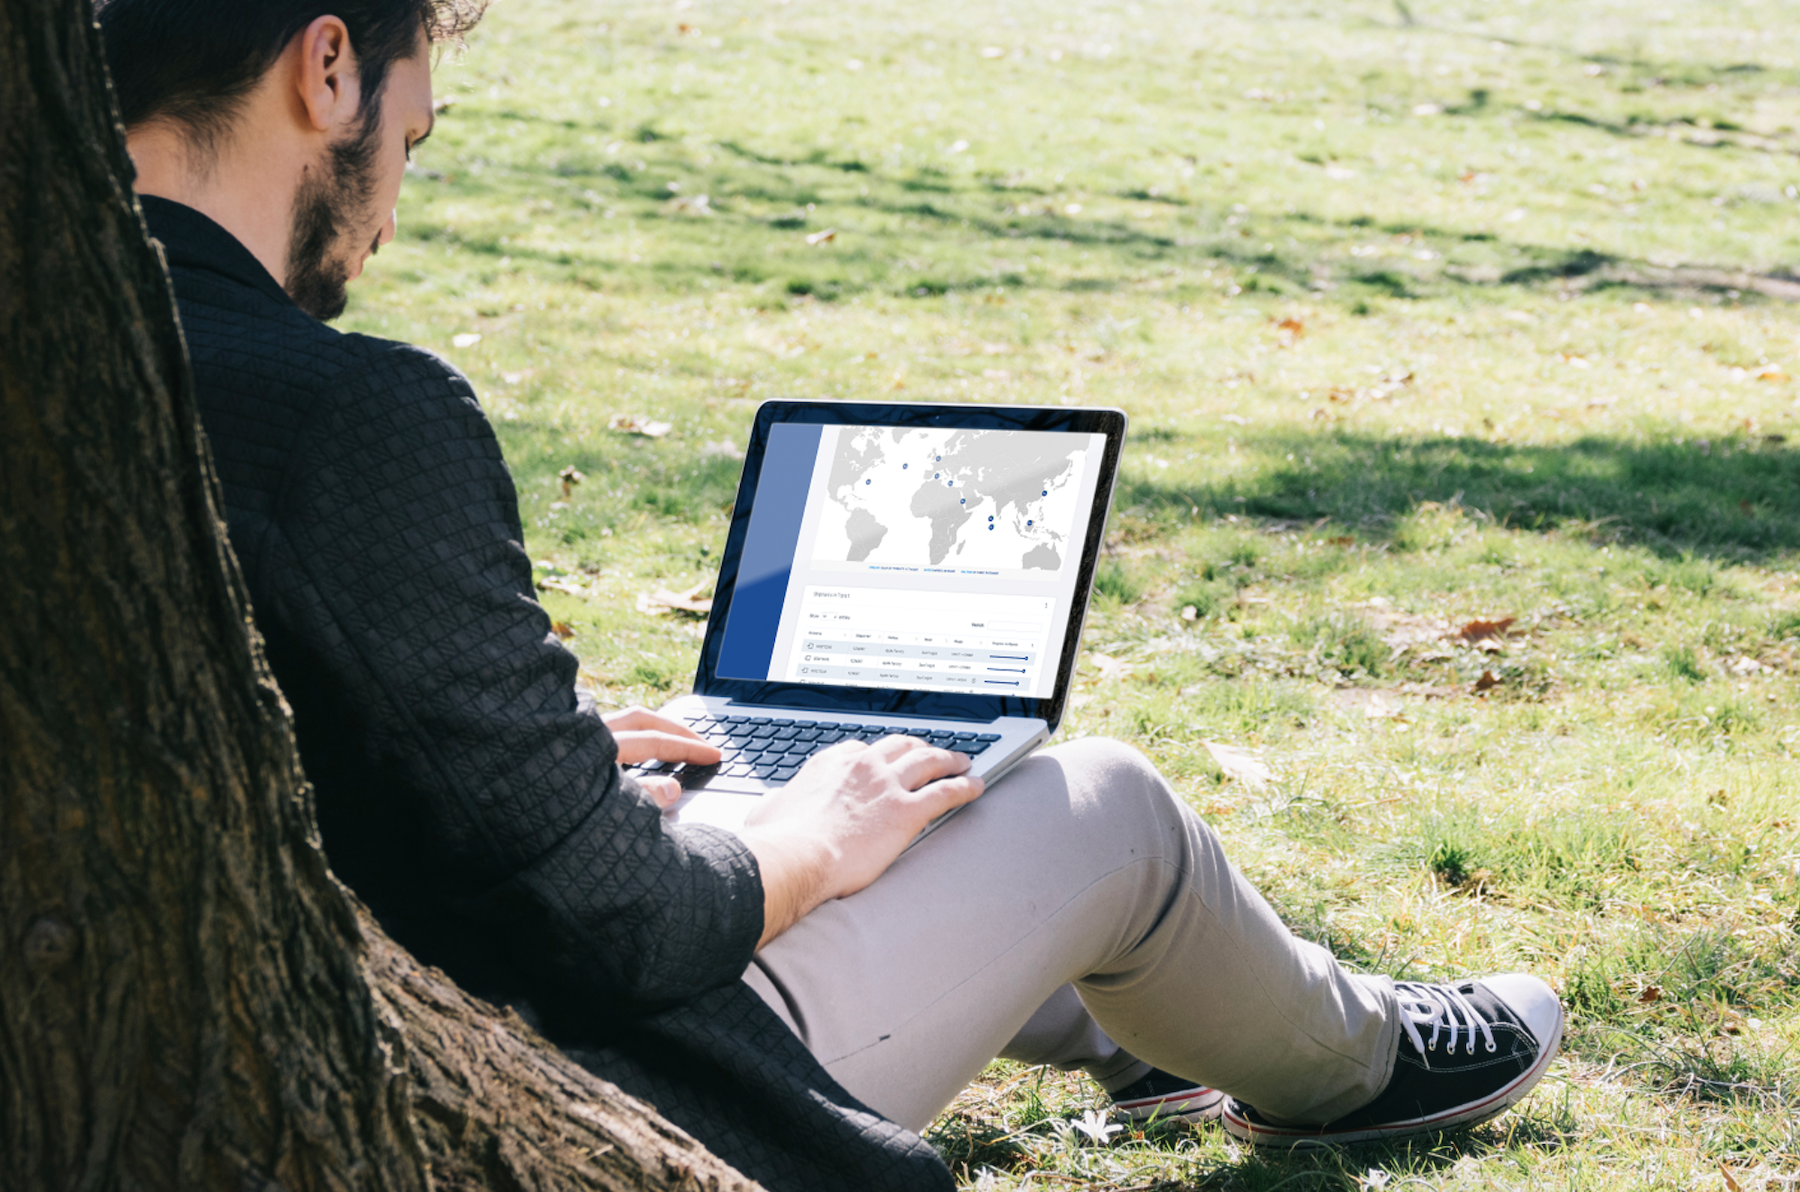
[716, 422, 822, 680]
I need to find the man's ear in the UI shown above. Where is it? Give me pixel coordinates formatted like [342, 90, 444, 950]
[294, 15, 362, 133]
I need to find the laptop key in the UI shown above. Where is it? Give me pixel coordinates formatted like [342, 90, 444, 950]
[751, 763, 779, 778]
[773, 765, 800, 781]
[975, 733, 1001, 742]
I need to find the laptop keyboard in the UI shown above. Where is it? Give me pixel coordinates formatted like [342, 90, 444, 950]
[627, 715, 1003, 786]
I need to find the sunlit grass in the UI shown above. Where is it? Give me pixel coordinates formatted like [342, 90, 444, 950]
[343, 0, 1800, 1185]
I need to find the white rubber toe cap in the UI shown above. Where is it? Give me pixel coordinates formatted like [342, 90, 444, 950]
[1481, 973, 1564, 1050]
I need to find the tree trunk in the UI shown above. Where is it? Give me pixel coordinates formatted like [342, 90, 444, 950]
[0, 2, 759, 1189]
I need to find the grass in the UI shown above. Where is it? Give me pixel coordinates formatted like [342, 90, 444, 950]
[343, 0, 1800, 1185]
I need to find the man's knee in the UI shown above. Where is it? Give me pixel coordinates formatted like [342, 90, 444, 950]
[1034, 736, 1192, 846]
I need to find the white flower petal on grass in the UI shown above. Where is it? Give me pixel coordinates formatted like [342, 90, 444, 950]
[1069, 1108, 1122, 1144]
[452, 332, 481, 348]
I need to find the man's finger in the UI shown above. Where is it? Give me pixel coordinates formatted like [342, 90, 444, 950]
[614, 731, 722, 766]
[916, 773, 985, 817]
[641, 776, 683, 810]
[865, 733, 929, 763]
[890, 743, 971, 790]
[607, 706, 706, 742]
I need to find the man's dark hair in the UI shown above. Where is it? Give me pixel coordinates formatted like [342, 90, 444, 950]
[96, 0, 486, 151]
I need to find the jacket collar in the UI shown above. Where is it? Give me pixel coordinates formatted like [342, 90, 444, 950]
[140, 195, 297, 311]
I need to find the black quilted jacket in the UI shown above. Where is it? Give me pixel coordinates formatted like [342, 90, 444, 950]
[144, 197, 951, 1192]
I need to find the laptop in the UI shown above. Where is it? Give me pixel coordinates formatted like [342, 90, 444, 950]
[646, 399, 1127, 833]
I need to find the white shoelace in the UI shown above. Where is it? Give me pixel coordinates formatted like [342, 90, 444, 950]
[1393, 982, 1497, 1068]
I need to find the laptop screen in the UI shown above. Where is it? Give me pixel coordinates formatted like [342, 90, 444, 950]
[696, 402, 1126, 728]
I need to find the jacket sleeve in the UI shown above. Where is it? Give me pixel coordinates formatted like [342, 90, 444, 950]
[262, 340, 762, 1008]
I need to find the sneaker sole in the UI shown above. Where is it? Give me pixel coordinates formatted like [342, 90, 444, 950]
[1114, 1086, 1225, 1123]
[1221, 1006, 1564, 1148]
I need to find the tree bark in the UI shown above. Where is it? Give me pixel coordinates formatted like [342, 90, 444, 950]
[0, 1, 759, 1189]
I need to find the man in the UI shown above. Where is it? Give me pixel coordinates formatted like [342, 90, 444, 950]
[97, 2, 1565, 1187]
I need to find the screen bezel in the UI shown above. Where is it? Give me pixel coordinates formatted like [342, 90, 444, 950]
[694, 400, 1127, 733]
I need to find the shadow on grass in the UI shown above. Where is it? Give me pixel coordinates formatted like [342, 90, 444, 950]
[929, 1109, 1579, 1190]
[409, 114, 1800, 307]
[1116, 430, 1800, 563]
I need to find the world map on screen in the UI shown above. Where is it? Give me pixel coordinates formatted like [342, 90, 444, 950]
[814, 426, 1088, 572]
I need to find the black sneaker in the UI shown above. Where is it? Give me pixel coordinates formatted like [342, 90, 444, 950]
[1110, 1067, 1224, 1123]
[1221, 974, 1563, 1148]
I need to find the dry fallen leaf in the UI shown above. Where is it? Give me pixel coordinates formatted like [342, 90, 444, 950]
[637, 582, 713, 617]
[1276, 316, 1305, 342]
[609, 413, 674, 438]
[1638, 984, 1662, 1005]
[537, 576, 587, 597]
[1203, 740, 1274, 788]
[1474, 670, 1501, 692]
[1458, 617, 1515, 645]
[1720, 1163, 1741, 1192]
[805, 228, 837, 245]
[559, 465, 585, 498]
[550, 620, 577, 640]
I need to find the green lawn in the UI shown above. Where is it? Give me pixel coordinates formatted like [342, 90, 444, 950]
[344, 0, 1800, 1185]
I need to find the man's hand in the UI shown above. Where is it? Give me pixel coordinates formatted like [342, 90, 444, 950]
[604, 705, 720, 810]
[737, 735, 985, 949]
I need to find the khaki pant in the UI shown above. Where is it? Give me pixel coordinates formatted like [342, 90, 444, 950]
[743, 738, 1399, 1133]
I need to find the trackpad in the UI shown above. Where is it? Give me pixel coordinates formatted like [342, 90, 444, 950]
[667, 791, 759, 834]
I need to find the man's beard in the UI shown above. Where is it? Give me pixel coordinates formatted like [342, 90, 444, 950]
[285, 112, 383, 322]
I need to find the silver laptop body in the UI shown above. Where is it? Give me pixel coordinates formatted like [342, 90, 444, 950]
[641, 400, 1127, 834]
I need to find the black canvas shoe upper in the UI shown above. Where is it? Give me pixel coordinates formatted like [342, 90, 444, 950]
[1327, 979, 1544, 1130]
[1224, 974, 1562, 1145]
